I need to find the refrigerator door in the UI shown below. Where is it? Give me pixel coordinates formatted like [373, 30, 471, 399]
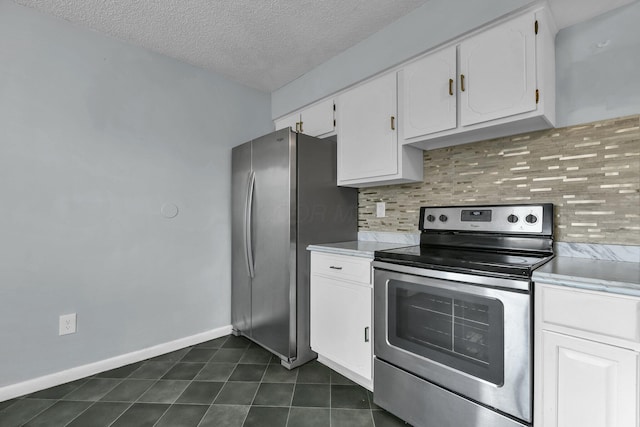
[249, 129, 297, 359]
[231, 141, 252, 335]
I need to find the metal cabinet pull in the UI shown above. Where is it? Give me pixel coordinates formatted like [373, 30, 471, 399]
[329, 266, 343, 270]
[390, 116, 395, 130]
[364, 326, 370, 342]
[299, 121, 303, 133]
[460, 74, 466, 92]
[449, 78, 454, 96]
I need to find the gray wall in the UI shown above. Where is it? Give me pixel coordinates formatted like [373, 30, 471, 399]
[556, 2, 640, 126]
[272, 1, 640, 128]
[0, 1, 272, 387]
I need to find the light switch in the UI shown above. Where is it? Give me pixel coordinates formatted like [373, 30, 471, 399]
[376, 202, 386, 218]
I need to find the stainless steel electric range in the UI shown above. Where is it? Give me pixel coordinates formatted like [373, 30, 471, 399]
[373, 204, 554, 427]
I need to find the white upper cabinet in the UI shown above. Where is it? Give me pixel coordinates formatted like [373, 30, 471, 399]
[337, 73, 422, 187]
[274, 112, 300, 133]
[338, 73, 397, 182]
[275, 5, 555, 186]
[400, 46, 457, 139]
[401, 7, 556, 150]
[300, 99, 335, 137]
[274, 99, 335, 137]
[459, 12, 537, 127]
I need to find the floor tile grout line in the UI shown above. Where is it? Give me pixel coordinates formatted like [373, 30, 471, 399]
[96, 401, 137, 427]
[11, 335, 391, 427]
[147, 401, 172, 427]
[133, 376, 164, 404]
[15, 398, 57, 427]
[287, 380, 299, 427]
[61, 399, 106, 427]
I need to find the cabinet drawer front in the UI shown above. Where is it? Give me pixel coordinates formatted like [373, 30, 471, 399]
[311, 252, 371, 284]
[540, 284, 640, 343]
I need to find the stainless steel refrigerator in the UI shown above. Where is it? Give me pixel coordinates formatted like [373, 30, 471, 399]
[231, 129, 357, 369]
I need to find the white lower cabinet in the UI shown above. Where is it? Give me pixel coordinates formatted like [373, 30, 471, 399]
[540, 331, 638, 427]
[535, 283, 640, 427]
[310, 252, 372, 389]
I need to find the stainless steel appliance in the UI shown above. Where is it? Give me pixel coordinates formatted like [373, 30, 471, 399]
[373, 204, 554, 427]
[231, 129, 357, 369]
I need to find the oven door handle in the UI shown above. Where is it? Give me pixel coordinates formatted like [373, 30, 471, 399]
[372, 260, 530, 292]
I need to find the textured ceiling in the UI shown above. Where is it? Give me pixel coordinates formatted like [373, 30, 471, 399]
[13, 0, 430, 92]
[12, 0, 636, 92]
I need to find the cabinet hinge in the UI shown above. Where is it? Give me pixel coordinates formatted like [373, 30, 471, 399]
[333, 103, 336, 111]
[536, 89, 540, 104]
[535, 20, 539, 35]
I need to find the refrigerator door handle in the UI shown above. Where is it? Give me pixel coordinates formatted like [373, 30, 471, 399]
[245, 171, 256, 278]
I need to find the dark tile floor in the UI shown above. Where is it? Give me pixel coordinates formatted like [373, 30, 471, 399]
[0, 335, 410, 427]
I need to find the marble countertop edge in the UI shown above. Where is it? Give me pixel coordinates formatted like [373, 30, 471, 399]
[306, 241, 411, 258]
[533, 272, 640, 297]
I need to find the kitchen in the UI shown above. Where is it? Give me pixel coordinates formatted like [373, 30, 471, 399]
[1, 0, 638, 426]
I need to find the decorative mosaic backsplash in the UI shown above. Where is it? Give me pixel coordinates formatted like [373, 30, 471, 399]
[359, 115, 640, 245]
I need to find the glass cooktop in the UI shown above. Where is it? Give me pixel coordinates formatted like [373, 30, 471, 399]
[374, 245, 554, 279]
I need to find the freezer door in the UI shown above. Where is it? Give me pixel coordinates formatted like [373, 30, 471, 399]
[231, 141, 252, 335]
[249, 129, 296, 360]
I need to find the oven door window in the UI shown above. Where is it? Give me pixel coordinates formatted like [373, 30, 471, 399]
[388, 279, 505, 385]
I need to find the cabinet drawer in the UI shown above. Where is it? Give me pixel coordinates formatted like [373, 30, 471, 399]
[310, 252, 372, 285]
[539, 284, 640, 344]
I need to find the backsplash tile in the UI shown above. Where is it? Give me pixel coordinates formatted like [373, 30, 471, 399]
[358, 115, 640, 245]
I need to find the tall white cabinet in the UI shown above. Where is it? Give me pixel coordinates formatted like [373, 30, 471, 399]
[534, 283, 640, 427]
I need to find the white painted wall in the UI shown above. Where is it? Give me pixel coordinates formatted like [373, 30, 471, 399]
[272, 0, 640, 128]
[0, 0, 272, 387]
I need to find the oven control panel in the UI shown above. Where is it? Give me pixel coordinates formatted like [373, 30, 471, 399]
[420, 204, 552, 234]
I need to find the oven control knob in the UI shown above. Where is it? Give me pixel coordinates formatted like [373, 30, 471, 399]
[526, 214, 538, 224]
[507, 214, 519, 223]
[426, 214, 436, 222]
[439, 214, 448, 222]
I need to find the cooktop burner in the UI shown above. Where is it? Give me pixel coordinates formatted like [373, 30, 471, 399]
[374, 203, 555, 280]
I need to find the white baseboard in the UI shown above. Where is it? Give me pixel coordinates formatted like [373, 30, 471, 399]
[0, 325, 232, 402]
[317, 354, 373, 391]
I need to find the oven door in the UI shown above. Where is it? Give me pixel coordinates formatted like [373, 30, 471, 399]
[373, 262, 532, 422]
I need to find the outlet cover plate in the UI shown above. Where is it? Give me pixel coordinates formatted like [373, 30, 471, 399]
[376, 202, 386, 218]
[59, 313, 77, 336]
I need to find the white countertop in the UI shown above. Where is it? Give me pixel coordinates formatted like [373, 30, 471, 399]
[533, 256, 640, 297]
[306, 241, 411, 258]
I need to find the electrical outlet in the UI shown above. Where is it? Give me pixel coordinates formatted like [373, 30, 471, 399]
[376, 202, 386, 218]
[59, 313, 77, 336]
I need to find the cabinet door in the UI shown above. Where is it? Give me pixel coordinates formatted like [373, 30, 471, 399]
[459, 13, 536, 127]
[401, 46, 457, 139]
[310, 275, 372, 380]
[541, 331, 638, 427]
[337, 73, 397, 182]
[275, 112, 300, 132]
[300, 99, 335, 137]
